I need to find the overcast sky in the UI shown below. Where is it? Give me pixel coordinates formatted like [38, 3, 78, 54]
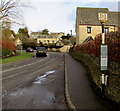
[12, 0, 120, 35]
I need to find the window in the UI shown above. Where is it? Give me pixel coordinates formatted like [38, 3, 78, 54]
[87, 27, 91, 33]
[47, 40, 50, 43]
[44, 40, 46, 42]
[52, 40, 55, 43]
[105, 27, 109, 33]
[59, 43, 61, 46]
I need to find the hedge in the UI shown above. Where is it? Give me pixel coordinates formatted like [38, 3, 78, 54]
[70, 31, 120, 108]
[69, 49, 120, 108]
[74, 31, 120, 63]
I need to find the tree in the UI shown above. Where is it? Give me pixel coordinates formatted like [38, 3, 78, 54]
[69, 37, 76, 45]
[42, 29, 49, 35]
[2, 28, 12, 39]
[2, 28, 16, 57]
[61, 33, 72, 39]
[18, 27, 29, 42]
[1, 0, 29, 28]
[23, 39, 37, 49]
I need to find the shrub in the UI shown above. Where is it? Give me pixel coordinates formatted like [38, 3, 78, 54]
[2, 39, 16, 57]
[74, 31, 120, 63]
[69, 48, 120, 106]
[2, 48, 12, 57]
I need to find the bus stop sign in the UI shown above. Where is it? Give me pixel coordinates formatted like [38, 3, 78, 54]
[100, 45, 108, 71]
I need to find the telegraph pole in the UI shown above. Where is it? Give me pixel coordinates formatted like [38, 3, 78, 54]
[70, 30, 72, 36]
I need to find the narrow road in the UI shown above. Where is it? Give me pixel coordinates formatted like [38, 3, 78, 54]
[2, 52, 114, 110]
[2, 52, 68, 109]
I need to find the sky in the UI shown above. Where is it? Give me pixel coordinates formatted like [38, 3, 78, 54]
[12, 0, 120, 35]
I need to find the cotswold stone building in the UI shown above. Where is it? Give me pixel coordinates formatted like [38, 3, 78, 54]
[30, 32, 64, 44]
[76, 7, 120, 44]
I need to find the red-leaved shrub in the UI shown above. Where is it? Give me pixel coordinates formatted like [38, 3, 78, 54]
[74, 31, 120, 63]
[2, 39, 16, 57]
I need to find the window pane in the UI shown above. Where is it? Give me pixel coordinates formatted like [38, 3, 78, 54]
[87, 27, 91, 33]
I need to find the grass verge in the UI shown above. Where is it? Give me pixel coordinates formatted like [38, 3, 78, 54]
[0, 52, 34, 64]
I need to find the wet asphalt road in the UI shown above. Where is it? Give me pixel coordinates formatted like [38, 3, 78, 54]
[2, 52, 68, 109]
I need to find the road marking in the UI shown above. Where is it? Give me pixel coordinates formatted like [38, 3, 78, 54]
[3, 55, 55, 80]
[3, 70, 27, 80]
[3, 54, 50, 73]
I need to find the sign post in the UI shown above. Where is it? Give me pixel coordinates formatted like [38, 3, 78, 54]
[98, 12, 108, 96]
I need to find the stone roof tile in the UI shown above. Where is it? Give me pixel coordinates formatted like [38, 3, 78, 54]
[77, 7, 120, 26]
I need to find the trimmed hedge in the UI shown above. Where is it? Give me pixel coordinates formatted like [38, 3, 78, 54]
[69, 49, 120, 107]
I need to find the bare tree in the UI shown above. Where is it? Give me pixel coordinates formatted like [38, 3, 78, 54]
[0, 0, 29, 28]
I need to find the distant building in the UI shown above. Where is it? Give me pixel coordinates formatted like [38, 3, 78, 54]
[30, 32, 43, 39]
[14, 37, 23, 49]
[76, 7, 120, 44]
[56, 40, 65, 46]
[30, 32, 64, 45]
[9, 34, 15, 39]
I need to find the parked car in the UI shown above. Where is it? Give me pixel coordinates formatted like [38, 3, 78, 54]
[36, 47, 47, 57]
[26, 47, 34, 52]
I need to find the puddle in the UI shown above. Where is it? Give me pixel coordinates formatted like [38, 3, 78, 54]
[34, 70, 56, 84]
[10, 92, 24, 96]
[3, 69, 68, 109]
[45, 70, 56, 75]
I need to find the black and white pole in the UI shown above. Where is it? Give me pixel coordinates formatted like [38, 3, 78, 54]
[102, 24, 105, 44]
[98, 13, 108, 97]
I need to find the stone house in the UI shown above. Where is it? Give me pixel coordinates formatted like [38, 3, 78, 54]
[76, 7, 120, 44]
[14, 37, 23, 49]
[30, 32, 64, 45]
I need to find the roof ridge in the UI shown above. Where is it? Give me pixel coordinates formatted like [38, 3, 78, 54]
[77, 7, 109, 9]
[110, 11, 120, 13]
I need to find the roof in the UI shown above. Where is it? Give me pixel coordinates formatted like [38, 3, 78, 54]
[76, 7, 120, 26]
[31, 32, 42, 35]
[82, 36, 93, 43]
[56, 40, 72, 46]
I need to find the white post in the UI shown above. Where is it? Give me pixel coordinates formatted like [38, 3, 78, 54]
[101, 74, 105, 84]
[102, 23, 105, 44]
[102, 33, 105, 44]
[105, 75, 108, 86]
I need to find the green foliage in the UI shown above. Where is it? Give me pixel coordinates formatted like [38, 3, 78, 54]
[42, 29, 49, 35]
[11, 30, 16, 37]
[2, 48, 12, 57]
[48, 43, 56, 46]
[69, 48, 120, 105]
[1, 52, 34, 64]
[18, 27, 30, 42]
[69, 37, 76, 45]
[61, 33, 72, 39]
[2, 28, 16, 57]
[18, 27, 29, 35]
[23, 39, 37, 49]
[2, 28, 12, 39]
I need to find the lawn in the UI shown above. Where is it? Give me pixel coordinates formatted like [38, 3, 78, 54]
[0, 51, 34, 64]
